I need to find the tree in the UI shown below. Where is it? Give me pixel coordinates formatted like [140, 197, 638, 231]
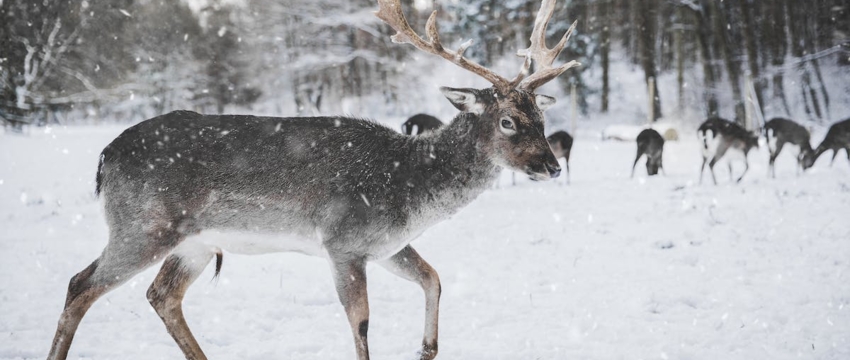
[637, 0, 661, 121]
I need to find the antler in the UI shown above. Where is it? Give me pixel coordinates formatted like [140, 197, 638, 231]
[375, 0, 579, 93]
[375, 0, 514, 93]
[515, 0, 581, 91]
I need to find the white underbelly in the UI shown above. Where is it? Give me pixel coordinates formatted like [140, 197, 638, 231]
[725, 147, 748, 163]
[187, 229, 328, 257]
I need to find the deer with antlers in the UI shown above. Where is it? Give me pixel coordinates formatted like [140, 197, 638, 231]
[45, 1, 578, 359]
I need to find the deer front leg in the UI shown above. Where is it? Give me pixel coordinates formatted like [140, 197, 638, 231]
[330, 257, 370, 360]
[378, 245, 441, 360]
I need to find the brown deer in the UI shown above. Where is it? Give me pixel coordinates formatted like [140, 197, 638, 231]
[45, 1, 579, 360]
[763, 117, 813, 177]
[507, 130, 572, 186]
[802, 118, 850, 168]
[401, 113, 444, 135]
[547, 130, 573, 184]
[697, 117, 759, 184]
[631, 128, 664, 178]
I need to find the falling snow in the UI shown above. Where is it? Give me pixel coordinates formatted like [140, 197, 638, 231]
[0, 125, 848, 359]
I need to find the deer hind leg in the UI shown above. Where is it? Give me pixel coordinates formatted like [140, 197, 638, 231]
[330, 257, 370, 360]
[378, 245, 441, 360]
[699, 157, 707, 184]
[737, 158, 750, 183]
[631, 150, 643, 178]
[707, 157, 721, 185]
[564, 161, 571, 185]
[769, 141, 785, 178]
[147, 241, 216, 360]
[47, 228, 179, 360]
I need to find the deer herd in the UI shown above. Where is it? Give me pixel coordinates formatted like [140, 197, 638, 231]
[44, 1, 848, 360]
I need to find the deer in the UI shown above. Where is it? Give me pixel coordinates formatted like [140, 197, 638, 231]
[631, 128, 664, 178]
[547, 130, 573, 184]
[697, 117, 759, 184]
[401, 113, 444, 135]
[45, 1, 579, 360]
[801, 118, 850, 169]
[508, 130, 572, 186]
[763, 117, 813, 177]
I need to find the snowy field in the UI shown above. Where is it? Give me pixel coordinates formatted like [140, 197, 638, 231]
[1, 123, 849, 360]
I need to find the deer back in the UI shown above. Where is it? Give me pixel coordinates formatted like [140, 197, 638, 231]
[96, 110, 499, 252]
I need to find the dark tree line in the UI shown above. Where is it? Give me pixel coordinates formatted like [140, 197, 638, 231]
[1, 0, 848, 129]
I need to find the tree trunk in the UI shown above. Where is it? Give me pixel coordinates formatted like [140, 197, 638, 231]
[638, 0, 661, 121]
[765, 0, 791, 115]
[694, 1, 718, 117]
[600, 4, 611, 113]
[674, 6, 685, 114]
[711, 1, 745, 125]
[738, 0, 764, 117]
[787, 0, 823, 121]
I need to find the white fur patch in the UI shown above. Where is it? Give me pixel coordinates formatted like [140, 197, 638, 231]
[766, 129, 778, 153]
[188, 229, 328, 258]
[699, 129, 720, 158]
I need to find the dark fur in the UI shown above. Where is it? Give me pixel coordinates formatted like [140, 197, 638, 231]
[697, 117, 759, 184]
[804, 118, 850, 167]
[763, 117, 813, 175]
[96, 110, 497, 246]
[401, 114, 444, 135]
[632, 129, 665, 177]
[546, 130, 573, 183]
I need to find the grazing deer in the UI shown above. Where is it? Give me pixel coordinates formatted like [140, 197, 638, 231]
[45, 1, 579, 360]
[547, 130, 573, 184]
[697, 117, 759, 184]
[631, 128, 664, 178]
[802, 118, 850, 168]
[402, 113, 444, 135]
[763, 117, 813, 177]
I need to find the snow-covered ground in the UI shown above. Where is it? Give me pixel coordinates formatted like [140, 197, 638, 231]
[1, 124, 849, 360]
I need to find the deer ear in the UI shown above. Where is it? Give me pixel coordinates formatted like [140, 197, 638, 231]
[440, 87, 485, 115]
[535, 94, 556, 111]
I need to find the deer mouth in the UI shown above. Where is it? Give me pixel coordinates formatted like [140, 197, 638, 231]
[526, 169, 553, 181]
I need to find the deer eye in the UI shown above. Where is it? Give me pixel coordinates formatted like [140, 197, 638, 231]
[500, 118, 515, 130]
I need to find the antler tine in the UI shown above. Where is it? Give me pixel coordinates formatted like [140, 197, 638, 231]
[375, 0, 512, 92]
[516, 0, 581, 91]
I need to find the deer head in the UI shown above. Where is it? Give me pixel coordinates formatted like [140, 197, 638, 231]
[375, 0, 580, 180]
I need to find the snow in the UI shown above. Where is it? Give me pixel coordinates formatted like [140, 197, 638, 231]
[2, 125, 849, 359]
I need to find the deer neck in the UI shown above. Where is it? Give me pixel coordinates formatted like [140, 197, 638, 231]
[411, 112, 500, 193]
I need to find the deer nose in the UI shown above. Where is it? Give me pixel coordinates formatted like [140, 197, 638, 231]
[545, 163, 561, 178]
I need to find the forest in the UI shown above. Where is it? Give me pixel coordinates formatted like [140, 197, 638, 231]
[1, 0, 848, 130]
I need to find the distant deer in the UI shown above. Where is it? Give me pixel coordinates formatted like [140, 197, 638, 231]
[802, 118, 850, 168]
[45, 1, 579, 360]
[697, 117, 759, 184]
[547, 130, 573, 184]
[631, 128, 664, 178]
[402, 113, 444, 135]
[763, 117, 813, 177]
